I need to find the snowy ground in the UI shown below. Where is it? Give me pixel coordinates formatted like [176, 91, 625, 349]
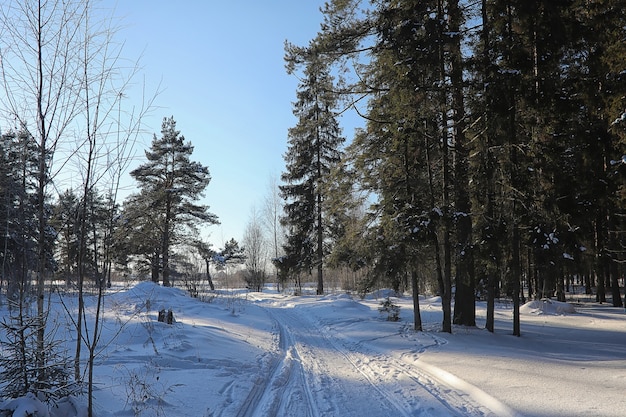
[1, 282, 625, 417]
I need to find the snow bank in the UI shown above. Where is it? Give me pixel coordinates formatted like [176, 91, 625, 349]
[363, 289, 402, 300]
[519, 298, 576, 315]
[0, 393, 50, 417]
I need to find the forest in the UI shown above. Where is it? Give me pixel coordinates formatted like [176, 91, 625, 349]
[278, 0, 626, 335]
[0, 0, 625, 413]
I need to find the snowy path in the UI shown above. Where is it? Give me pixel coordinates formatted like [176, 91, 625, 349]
[236, 298, 521, 417]
[42, 283, 624, 417]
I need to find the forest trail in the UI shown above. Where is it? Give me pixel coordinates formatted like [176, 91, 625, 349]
[235, 297, 519, 417]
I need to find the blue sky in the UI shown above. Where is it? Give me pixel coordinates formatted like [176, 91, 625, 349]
[112, 1, 335, 249]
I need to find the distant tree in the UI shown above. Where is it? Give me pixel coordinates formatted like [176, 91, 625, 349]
[51, 189, 81, 284]
[129, 116, 218, 286]
[214, 238, 246, 271]
[243, 207, 267, 292]
[262, 174, 286, 290]
[193, 239, 217, 291]
[281, 47, 345, 295]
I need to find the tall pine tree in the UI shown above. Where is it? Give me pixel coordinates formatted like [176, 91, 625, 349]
[129, 117, 218, 286]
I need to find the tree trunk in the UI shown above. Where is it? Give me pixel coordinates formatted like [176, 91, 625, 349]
[527, 248, 534, 300]
[35, 0, 47, 389]
[512, 224, 521, 337]
[162, 195, 171, 287]
[316, 132, 324, 296]
[595, 217, 607, 303]
[449, 0, 475, 329]
[481, 0, 496, 334]
[423, 123, 447, 330]
[609, 252, 623, 307]
[205, 259, 215, 291]
[151, 251, 160, 283]
[87, 274, 105, 417]
[411, 269, 422, 331]
[438, 0, 452, 334]
[486, 270, 495, 333]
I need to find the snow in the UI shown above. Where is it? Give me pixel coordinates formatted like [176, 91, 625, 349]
[1, 282, 625, 417]
[518, 298, 576, 315]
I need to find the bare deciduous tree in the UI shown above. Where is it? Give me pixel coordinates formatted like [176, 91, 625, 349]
[261, 174, 285, 290]
[71, 3, 157, 415]
[1, 1, 156, 412]
[243, 207, 267, 292]
[0, 0, 86, 394]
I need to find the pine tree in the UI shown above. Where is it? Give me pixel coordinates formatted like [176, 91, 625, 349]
[51, 189, 81, 285]
[448, 0, 475, 328]
[0, 128, 40, 301]
[129, 117, 218, 286]
[192, 239, 217, 291]
[214, 238, 246, 272]
[578, 0, 626, 307]
[281, 50, 344, 295]
[116, 190, 164, 282]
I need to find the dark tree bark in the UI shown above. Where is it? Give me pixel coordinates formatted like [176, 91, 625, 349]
[450, 0, 475, 328]
[411, 268, 422, 331]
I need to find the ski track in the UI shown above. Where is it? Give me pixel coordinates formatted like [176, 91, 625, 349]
[313, 309, 524, 417]
[236, 298, 524, 417]
[234, 303, 412, 417]
[234, 308, 319, 417]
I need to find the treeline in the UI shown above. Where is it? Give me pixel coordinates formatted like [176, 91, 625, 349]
[0, 117, 229, 291]
[278, 0, 626, 333]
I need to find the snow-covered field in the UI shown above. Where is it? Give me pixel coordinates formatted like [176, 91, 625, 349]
[1, 282, 625, 417]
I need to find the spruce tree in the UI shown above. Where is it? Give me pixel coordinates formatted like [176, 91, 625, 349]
[281, 51, 344, 295]
[448, 0, 475, 327]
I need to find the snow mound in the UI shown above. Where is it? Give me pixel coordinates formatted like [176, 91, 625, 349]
[520, 299, 576, 315]
[364, 289, 401, 300]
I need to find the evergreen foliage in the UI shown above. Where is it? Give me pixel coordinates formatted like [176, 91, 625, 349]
[280, 50, 345, 295]
[128, 117, 218, 286]
[0, 305, 78, 402]
[214, 238, 246, 270]
[290, 0, 626, 332]
[378, 297, 401, 322]
[0, 129, 40, 301]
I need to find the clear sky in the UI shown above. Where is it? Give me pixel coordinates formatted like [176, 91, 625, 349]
[111, 1, 332, 250]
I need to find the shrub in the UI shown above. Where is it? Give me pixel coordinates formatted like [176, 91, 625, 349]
[378, 297, 400, 321]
